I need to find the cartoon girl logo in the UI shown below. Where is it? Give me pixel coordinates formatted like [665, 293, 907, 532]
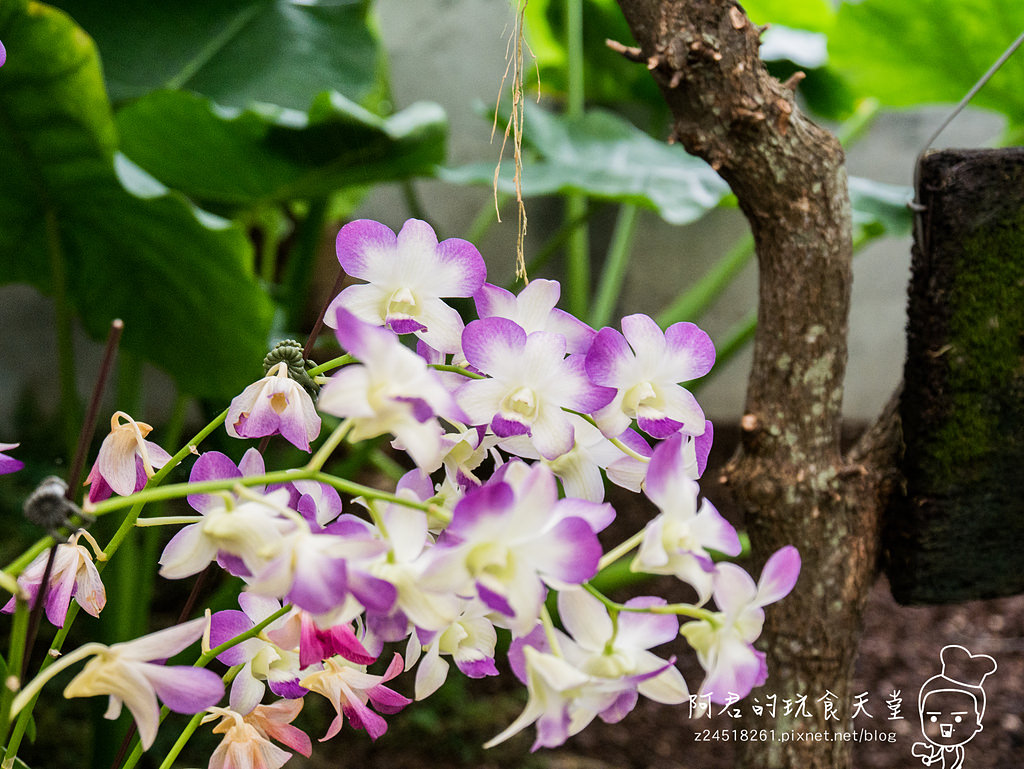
[911, 644, 997, 769]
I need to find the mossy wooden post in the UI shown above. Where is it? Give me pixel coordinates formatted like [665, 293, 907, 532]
[885, 148, 1024, 604]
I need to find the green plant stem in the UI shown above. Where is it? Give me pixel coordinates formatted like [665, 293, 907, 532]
[2, 412, 229, 764]
[91, 468, 438, 522]
[3, 602, 82, 763]
[656, 234, 755, 327]
[590, 204, 639, 328]
[307, 354, 352, 377]
[0, 601, 30, 744]
[305, 419, 352, 471]
[837, 97, 881, 148]
[284, 197, 330, 333]
[582, 582, 715, 622]
[46, 208, 80, 463]
[598, 531, 644, 572]
[466, 191, 510, 245]
[155, 712, 205, 769]
[564, 0, 589, 315]
[430, 364, 484, 380]
[401, 180, 428, 223]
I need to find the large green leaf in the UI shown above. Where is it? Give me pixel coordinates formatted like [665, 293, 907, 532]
[441, 105, 730, 226]
[49, 0, 383, 109]
[830, 0, 1024, 129]
[0, 0, 273, 399]
[849, 177, 913, 238]
[524, 0, 663, 111]
[115, 90, 447, 209]
[740, 0, 835, 33]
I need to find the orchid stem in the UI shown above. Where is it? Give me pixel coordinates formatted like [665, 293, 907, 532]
[598, 531, 644, 571]
[305, 418, 353, 472]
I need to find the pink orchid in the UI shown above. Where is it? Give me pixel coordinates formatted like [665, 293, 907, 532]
[226, 362, 321, 451]
[3, 529, 106, 627]
[84, 412, 171, 502]
[0, 442, 23, 475]
[206, 699, 311, 769]
[300, 653, 411, 741]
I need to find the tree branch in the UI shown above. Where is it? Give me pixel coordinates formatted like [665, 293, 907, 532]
[614, 1, 898, 767]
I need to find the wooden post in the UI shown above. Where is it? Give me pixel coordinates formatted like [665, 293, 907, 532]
[885, 148, 1024, 604]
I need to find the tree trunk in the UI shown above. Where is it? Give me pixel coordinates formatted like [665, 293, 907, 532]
[612, 1, 900, 766]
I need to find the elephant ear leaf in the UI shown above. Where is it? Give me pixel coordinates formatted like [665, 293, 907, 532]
[0, 0, 272, 399]
[47, 0, 385, 110]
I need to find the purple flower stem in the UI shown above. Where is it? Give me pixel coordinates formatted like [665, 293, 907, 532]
[67, 319, 125, 495]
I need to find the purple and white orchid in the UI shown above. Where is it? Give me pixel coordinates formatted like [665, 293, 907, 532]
[680, 545, 801, 704]
[457, 317, 615, 460]
[3, 529, 106, 627]
[319, 308, 461, 471]
[586, 314, 714, 439]
[326, 218, 486, 353]
[0, 442, 23, 475]
[474, 279, 595, 354]
[61, 618, 225, 749]
[425, 461, 609, 635]
[226, 362, 321, 451]
[633, 432, 741, 604]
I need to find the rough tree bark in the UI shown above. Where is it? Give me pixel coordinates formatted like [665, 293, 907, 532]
[612, 1, 901, 767]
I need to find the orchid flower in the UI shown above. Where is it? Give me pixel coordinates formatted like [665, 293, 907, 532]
[457, 317, 615, 460]
[484, 645, 596, 751]
[226, 361, 321, 451]
[425, 461, 608, 635]
[406, 597, 500, 700]
[680, 546, 801, 703]
[209, 594, 312, 714]
[206, 700, 311, 769]
[0, 442, 23, 475]
[84, 412, 171, 502]
[158, 488, 295, 580]
[474, 279, 595, 354]
[245, 513, 393, 616]
[264, 606, 376, 669]
[586, 314, 714, 439]
[244, 699, 313, 758]
[358, 480, 461, 635]
[500, 414, 637, 502]
[59, 618, 225, 749]
[299, 653, 411, 741]
[318, 308, 460, 471]
[491, 590, 688, 750]
[632, 432, 741, 603]
[326, 218, 486, 353]
[3, 529, 106, 627]
[271, 477, 344, 529]
[555, 588, 689, 712]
